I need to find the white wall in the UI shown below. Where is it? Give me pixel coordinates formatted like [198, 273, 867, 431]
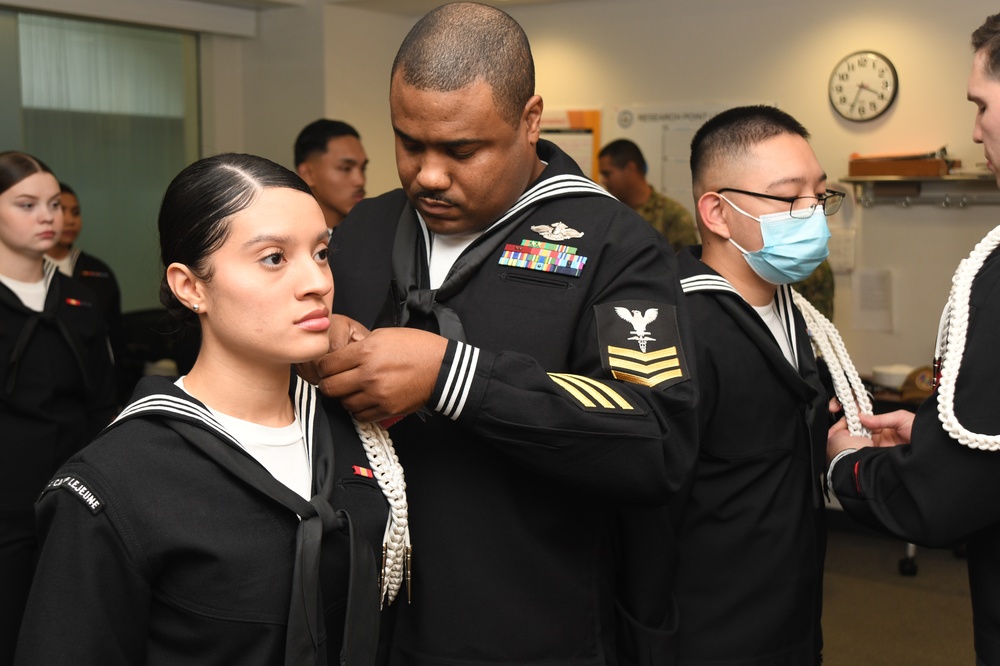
[489, 0, 997, 373]
[10, 0, 999, 371]
[323, 5, 413, 194]
[318, 0, 997, 374]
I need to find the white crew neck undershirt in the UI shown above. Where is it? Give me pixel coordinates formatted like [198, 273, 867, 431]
[175, 377, 311, 499]
[0, 274, 46, 312]
[752, 302, 798, 370]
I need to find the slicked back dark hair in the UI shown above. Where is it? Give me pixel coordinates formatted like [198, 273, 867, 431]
[391, 2, 534, 128]
[973, 13, 1000, 80]
[690, 105, 810, 188]
[293, 119, 361, 167]
[158, 153, 312, 327]
[0, 151, 55, 196]
[599, 139, 648, 175]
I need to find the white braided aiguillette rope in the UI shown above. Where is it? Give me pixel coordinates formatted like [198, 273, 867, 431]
[352, 417, 411, 605]
[934, 224, 1000, 450]
[790, 290, 872, 438]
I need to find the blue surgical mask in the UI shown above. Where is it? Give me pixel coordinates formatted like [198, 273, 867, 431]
[721, 195, 831, 285]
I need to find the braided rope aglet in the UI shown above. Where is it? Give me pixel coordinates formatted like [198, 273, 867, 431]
[790, 290, 872, 438]
[935, 224, 1000, 450]
[352, 417, 411, 606]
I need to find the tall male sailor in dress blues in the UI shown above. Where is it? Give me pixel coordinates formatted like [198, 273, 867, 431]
[314, 3, 698, 664]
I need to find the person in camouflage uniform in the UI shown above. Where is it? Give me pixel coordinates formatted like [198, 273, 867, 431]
[599, 139, 699, 252]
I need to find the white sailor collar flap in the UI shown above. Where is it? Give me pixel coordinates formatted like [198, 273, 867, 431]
[108, 374, 319, 465]
[594, 300, 689, 390]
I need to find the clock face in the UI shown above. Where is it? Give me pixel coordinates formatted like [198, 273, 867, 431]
[829, 51, 898, 122]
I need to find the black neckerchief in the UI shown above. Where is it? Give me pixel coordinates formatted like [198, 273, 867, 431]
[2, 262, 93, 395]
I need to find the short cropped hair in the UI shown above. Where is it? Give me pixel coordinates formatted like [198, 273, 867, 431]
[599, 139, 648, 175]
[972, 13, 1000, 80]
[390, 2, 534, 128]
[690, 105, 810, 189]
[293, 119, 360, 167]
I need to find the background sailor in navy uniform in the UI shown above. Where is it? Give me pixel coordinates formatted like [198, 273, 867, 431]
[669, 107, 839, 665]
[0, 151, 115, 666]
[14, 154, 389, 666]
[316, 4, 698, 665]
[828, 16, 1000, 666]
[45, 182, 129, 403]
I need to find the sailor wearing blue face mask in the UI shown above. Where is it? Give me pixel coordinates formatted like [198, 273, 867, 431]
[622, 105, 846, 666]
[717, 189, 838, 285]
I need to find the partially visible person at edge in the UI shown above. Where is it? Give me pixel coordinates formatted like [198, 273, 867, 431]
[660, 105, 841, 665]
[294, 119, 368, 230]
[314, 3, 699, 664]
[0, 151, 115, 665]
[45, 182, 130, 403]
[827, 14, 1000, 666]
[14, 153, 403, 666]
[598, 138, 699, 252]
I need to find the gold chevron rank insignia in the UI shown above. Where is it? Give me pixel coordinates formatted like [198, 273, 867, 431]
[594, 301, 689, 389]
[548, 373, 637, 412]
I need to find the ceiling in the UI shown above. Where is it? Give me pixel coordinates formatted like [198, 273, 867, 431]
[192, 0, 585, 16]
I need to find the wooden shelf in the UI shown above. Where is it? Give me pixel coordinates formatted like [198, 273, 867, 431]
[840, 174, 1000, 208]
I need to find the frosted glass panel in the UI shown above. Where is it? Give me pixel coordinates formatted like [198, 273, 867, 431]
[10, 13, 199, 312]
[19, 15, 187, 117]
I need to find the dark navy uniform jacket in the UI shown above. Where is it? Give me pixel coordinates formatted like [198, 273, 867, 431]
[669, 247, 828, 666]
[329, 140, 699, 665]
[0, 262, 115, 509]
[15, 376, 387, 665]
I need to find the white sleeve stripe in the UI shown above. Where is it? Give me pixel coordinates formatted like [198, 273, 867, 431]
[436, 341, 480, 420]
[435, 342, 465, 413]
[442, 342, 474, 417]
[448, 346, 479, 420]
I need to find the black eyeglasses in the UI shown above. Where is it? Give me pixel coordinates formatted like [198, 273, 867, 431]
[716, 188, 846, 219]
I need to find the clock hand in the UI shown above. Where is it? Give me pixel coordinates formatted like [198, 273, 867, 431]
[848, 84, 864, 113]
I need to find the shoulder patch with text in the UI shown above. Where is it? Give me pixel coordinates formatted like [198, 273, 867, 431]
[40, 476, 105, 515]
[594, 301, 689, 389]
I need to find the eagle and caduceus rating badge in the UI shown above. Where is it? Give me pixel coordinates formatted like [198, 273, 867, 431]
[594, 301, 688, 389]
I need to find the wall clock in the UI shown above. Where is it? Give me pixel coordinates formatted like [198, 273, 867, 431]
[829, 51, 898, 122]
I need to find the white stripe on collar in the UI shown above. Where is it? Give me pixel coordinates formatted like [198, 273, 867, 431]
[681, 276, 800, 364]
[41, 258, 58, 292]
[680, 274, 740, 296]
[418, 173, 612, 266]
[114, 375, 318, 458]
[774, 284, 799, 362]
